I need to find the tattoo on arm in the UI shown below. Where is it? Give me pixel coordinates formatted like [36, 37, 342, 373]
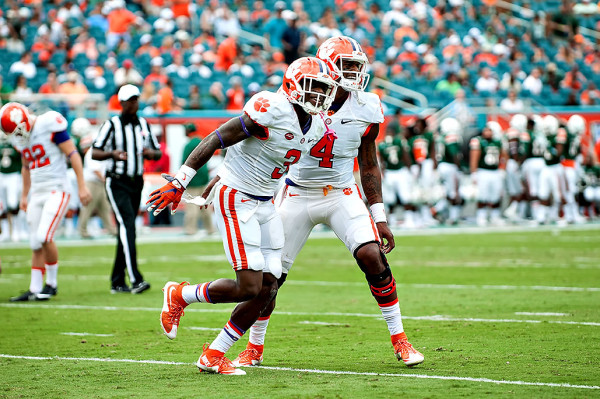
[359, 124, 383, 205]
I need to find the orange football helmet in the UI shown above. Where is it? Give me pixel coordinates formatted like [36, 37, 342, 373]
[281, 56, 337, 115]
[316, 36, 370, 92]
[0, 102, 33, 139]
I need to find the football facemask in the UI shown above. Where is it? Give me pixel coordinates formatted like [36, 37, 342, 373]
[317, 36, 370, 92]
[282, 57, 337, 115]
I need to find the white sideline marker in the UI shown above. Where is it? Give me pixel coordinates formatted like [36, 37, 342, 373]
[0, 354, 598, 390]
[60, 332, 114, 337]
[515, 312, 570, 316]
[2, 303, 600, 327]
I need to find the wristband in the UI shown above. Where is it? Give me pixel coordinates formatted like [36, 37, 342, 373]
[174, 165, 197, 189]
[369, 203, 387, 223]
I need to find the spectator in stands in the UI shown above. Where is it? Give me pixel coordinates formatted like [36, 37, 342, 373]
[522, 68, 543, 95]
[214, 5, 241, 38]
[114, 59, 144, 87]
[499, 69, 523, 93]
[87, 2, 109, 32]
[104, 57, 119, 75]
[187, 85, 202, 110]
[382, 0, 412, 34]
[136, 34, 160, 58]
[144, 57, 168, 87]
[435, 72, 462, 96]
[165, 52, 190, 79]
[58, 71, 89, 105]
[200, 0, 219, 32]
[5, 26, 25, 54]
[561, 64, 587, 91]
[475, 67, 499, 94]
[70, 30, 100, 62]
[551, 1, 579, 39]
[448, 89, 475, 131]
[500, 90, 525, 113]
[157, 79, 183, 114]
[13, 75, 32, 97]
[263, 1, 288, 50]
[38, 71, 59, 94]
[250, 0, 271, 28]
[281, 12, 302, 65]
[106, 0, 139, 50]
[107, 88, 122, 112]
[208, 81, 226, 109]
[9, 52, 37, 80]
[139, 82, 157, 104]
[0, 76, 13, 105]
[581, 82, 600, 105]
[215, 35, 238, 71]
[225, 77, 245, 111]
[342, 19, 366, 44]
[574, 0, 599, 14]
[189, 54, 212, 79]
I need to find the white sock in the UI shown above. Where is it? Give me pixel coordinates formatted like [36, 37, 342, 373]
[45, 262, 58, 288]
[182, 282, 212, 304]
[449, 205, 460, 221]
[518, 201, 527, 219]
[536, 205, 547, 223]
[477, 208, 487, 223]
[65, 217, 75, 237]
[249, 317, 270, 346]
[404, 210, 414, 225]
[379, 301, 404, 336]
[30, 267, 44, 293]
[209, 319, 245, 354]
[0, 219, 8, 238]
[490, 208, 501, 221]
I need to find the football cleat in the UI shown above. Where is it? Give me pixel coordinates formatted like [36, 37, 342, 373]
[160, 281, 189, 339]
[9, 290, 45, 302]
[36, 284, 57, 300]
[392, 333, 424, 367]
[131, 280, 151, 294]
[232, 347, 263, 367]
[197, 344, 246, 375]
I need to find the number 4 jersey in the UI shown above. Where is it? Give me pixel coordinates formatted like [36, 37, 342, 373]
[217, 91, 327, 197]
[286, 91, 384, 188]
[11, 111, 69, 192]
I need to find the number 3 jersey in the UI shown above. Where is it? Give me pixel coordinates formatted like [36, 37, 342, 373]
[11, 111, 70, 192]
[217, 91, 327, 197]
[286, 91, 384, 188]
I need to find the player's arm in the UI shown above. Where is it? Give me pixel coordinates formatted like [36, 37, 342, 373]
[429, 136, 438, 168]
[358, 123, 395, 253]
[20, 156, 30, 212]
[147, 114, 264, 215]
[469, 138, 480, 175]
[59, 139, 92, 206]
[401, 139, 412, 167]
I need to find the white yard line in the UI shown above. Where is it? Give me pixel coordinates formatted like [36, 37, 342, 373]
[298, 321, 347, 326]
[185, 327, 222, 332]
[515, 312, 570, 316]
[1, 303, 599, 327]
[0, 354, 597, 390]
[60, 332, 114, 337]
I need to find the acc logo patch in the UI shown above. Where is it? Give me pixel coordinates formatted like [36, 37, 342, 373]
[325, 118, 332, 125]
[285, 132, 294, 140]
[254, 97, 270, 113]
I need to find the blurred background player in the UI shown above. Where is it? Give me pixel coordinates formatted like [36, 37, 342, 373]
[76, 118, 117, 239]
[181, 123, 214, 236]
[152, 57, 337, 375]
[407, 117, 437, 227]
[564, 115, 585, 224]
[470, 123, 505, 226]
[0, 131, 26, 242]
[234, 37, 423, 369]
[1, 102, 91, 301]
[504, 114, 527, 221]
[436, 118, 463, 225]
[61, 116, 87, 238]
[520, 116, 547, 220]
[536, 115, 566, 224]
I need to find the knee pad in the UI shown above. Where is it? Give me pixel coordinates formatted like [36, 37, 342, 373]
[354, 243, 392, 285]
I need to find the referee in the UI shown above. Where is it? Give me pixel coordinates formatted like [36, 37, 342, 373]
[92, 84, 161, 294]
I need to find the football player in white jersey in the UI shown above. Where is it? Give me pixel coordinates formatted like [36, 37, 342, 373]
[1, 102, 91, 301]
[233, 36, 424, 368]
[148, 57, 337, 375]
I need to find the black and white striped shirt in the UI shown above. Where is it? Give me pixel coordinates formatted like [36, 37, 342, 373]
[92, 115, 160, 177]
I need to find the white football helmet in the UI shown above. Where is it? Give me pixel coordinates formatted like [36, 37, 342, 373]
[440, 117, 461, 137]
[532, 115, 544, 136]
[567, 114, 586, 136]
[542, 115, 559, 136]
[71, 117, 92, 138]
[486, 121, 503, 140]
[509, 114, 527, 133]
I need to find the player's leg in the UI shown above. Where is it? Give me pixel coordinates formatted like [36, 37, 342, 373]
[329, 189, 424, 366]
[398, 167, 417, 228]
[235, 185, 318, 365]
[537, 166, 551, 224]
[488, 170, 504, 225]
[476, 170, 490, 226]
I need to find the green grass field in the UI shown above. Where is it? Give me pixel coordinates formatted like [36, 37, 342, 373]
[1, 227, 600, 398]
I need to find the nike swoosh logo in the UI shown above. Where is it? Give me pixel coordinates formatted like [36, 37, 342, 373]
[168, 286, 176, 308]
[341, 119, 353, 124]
[241, 198, 253, 202]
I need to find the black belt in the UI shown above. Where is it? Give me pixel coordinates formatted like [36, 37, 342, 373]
[107, 172, 143, 181]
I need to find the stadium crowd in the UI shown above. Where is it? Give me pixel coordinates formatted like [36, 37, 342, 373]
[1, 0, 600, 112]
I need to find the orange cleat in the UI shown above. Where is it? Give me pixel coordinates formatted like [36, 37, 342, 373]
[392, 333, 424, 367]
[197, 344, 246, 375]
[160, 281, 190, 339]
[232, 346, 263, 367]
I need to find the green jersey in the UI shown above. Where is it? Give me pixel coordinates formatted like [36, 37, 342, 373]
[438, 131, 461, 165]
[378, 136, 409, 170]
[563, 132, 580, 161]
[0, 142, 22, 174]
[544, 129, 567, 166]
[470, 136, 502, 170]
[519, 129, 547, 159]
[408, 131, 434, 165]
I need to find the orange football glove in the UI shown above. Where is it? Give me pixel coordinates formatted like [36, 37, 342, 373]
[146, 178, 185, 216]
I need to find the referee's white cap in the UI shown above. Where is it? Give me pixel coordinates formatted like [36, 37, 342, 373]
[118, 84, 141, 102]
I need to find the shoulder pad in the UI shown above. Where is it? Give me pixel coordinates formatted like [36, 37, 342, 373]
[41, 111, 69, 133]
[353, 91, 385, 124]
[243, 91, 291, 129]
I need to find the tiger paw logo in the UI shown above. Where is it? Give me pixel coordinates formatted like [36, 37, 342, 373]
[343, 188, 352, 196]
[254, 97, 270, 113]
